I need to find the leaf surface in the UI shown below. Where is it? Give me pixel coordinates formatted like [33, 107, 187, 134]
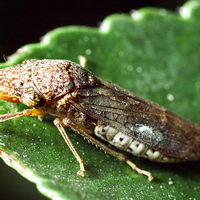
[0, 1, 200, 199]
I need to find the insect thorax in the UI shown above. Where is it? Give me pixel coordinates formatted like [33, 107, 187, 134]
[94, 122, 176, 162]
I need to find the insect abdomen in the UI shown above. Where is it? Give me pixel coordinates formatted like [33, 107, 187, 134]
[94, 123, 176, 162]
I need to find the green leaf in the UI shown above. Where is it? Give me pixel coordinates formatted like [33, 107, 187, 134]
[1, 1, 200, 199]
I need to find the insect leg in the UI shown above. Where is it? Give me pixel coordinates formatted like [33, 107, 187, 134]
[58, 117, 153, 181]
[126, 160, 153, 181]
[53, 118, 85, 177]
[0, 109, 44, 122]
[78, 56, 87, 68]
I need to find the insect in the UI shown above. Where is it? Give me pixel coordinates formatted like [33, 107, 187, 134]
[0, 58, 200, 181]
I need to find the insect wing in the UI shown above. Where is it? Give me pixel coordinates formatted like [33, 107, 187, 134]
[70, 76, 200, 161]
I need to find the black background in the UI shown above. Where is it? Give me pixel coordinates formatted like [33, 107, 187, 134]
[0, 0, 187, 199]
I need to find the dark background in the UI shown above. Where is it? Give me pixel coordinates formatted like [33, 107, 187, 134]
[0, 0, 187, 199]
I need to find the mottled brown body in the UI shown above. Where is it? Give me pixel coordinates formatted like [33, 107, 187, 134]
[0, 59, 200, 181]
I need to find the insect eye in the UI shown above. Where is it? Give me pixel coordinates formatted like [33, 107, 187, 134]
[14, 81, 24, 87]
[21, 92, 45, 107]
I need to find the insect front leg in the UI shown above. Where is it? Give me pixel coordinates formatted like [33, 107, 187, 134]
[55, 117, 153, 181]
[0, 109, 44, 122]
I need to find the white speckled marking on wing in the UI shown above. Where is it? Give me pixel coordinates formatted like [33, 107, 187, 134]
[94, 124, 118, 140]
[127, 140, 146, 155]
[110, 132, 133, 149]
[145, 149, 161, 160]
[94, 123, 175, 162]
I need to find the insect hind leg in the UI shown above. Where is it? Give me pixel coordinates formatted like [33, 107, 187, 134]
[126, 160, 153, 181]
[55, 117, 153, 181]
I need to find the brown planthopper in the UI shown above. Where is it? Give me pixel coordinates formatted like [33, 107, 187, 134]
[0, 57, 200, 181]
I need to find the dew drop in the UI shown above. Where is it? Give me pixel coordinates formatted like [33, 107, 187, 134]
[167, 93, 174, 101]
[85, 49, 92, 55]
